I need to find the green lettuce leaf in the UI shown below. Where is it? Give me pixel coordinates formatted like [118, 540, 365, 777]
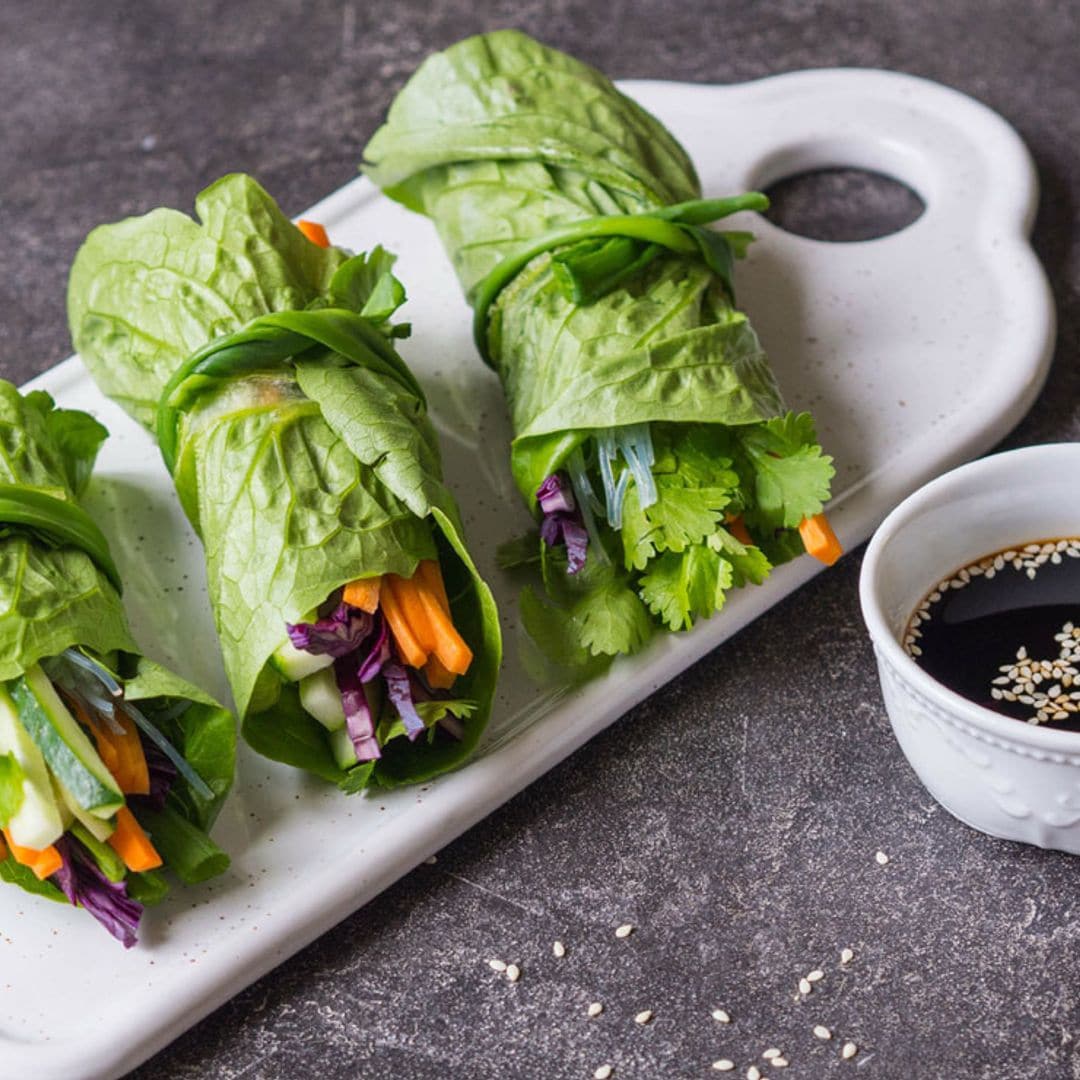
[0, 383, 136, 681]
[0, 854, 66, 902]
[69, 174, 501, 789]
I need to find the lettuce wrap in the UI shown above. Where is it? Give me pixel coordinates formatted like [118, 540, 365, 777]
[67, 175, 500, 793]
[0, 381, 233, 947]
[364, 30, 840, 672]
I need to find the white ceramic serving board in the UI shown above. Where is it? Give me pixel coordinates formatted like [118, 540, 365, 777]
[0, 69, 1053, 1079]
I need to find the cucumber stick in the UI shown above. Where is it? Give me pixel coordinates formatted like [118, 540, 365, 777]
[0, 684, 65, 849]
[58, 780, 115, 842]
[328, 725, 358, 769]
[10, 665, 123, 819]
[270, 638, 334, 682]
[299, 668, 346, 731]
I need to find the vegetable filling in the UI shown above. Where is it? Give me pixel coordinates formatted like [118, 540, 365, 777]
[0, 649, 220, 947]
[283, 559, 476, 774]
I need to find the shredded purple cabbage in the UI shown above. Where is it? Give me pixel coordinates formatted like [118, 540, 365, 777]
[538, 474, 589, 574]
[383, 663, 426, 740]
[287, 603, 373, 657]
[537, 473, 576, 515]
[140, 738, 177, 810]
[357, 615, 391, 683]
[53, 836, 142, 949]
[334, 656, 381, 761]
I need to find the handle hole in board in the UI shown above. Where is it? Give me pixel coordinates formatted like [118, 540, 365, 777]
[762, 167, 925, 242]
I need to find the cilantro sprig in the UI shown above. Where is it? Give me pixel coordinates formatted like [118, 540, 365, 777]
[512, 413, 834, 673]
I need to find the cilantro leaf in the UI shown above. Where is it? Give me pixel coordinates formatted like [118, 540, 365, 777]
[523, 556, 654, 662]
[708, 528, 772, 587]
[620, 425, 741, 570]
[337, 762, 377, 795]
[638, 543, 735, 631]
[575, 576, 655, 656]
[376, 697, 478, 746]
[738, 412, 835, 529]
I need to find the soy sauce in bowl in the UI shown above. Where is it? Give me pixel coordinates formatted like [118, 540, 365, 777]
[905, 539, 1080, 730]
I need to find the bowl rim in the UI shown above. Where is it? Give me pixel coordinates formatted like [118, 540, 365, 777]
[860, 442, 1080, 752]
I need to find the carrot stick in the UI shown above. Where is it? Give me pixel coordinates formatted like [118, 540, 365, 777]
[424, 655, 458, 691]
[799, 512, 843, 566]
[343, 576, 382, 613]
[107, 807, 163, 873]
[2, 829, 62, 880]
[389, 570, 472, 676]
[416, 559, 451, 614]
[297, 219, 330, 248]
[414, 586, 473, 675]
[379, 578, 430, 668]
[724, 514, 754, 547]
[387, 574, 438, 652]
[86, 711, 150, 796]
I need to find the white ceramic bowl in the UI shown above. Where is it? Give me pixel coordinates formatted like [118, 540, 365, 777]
[860, 443, 1080, 853]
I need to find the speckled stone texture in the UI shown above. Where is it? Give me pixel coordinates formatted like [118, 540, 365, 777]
[3, 2, 1080, 1077]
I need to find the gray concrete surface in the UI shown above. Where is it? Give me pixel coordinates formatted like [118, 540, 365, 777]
[2, 2, 1079, 1077]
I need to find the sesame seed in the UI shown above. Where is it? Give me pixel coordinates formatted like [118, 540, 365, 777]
[842, 1041, 858, 1059]
[712, 1008, 731, 1023]
[763, 1048, 781, 1059]
[875, 850, 890, 866]
[487, 959, 507, 972]
[712, 1063, 735, 1073]
[798, 978, 812, 995]
[773, 1060, 789, 1069]
[588, 1002, 603, 1018]
[615, 923, 634, 939]
[747, 1067, 761, 1080]
[594, 1066, 613, 1080]
[424, 855, 437, 864]
[814, 1025, 832, 1040]
[806, 969, 824, 982]
[506, 964, 521, 982]
[635, 1010, 653, 1025]
[553, 940, 566, 958]
[840, 947, 854, 964]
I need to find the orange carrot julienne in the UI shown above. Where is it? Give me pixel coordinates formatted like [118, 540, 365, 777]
[799, 512, 843, 566]
[87, 711, 149, 796]
[414, 585, 473, 675]
[387, 573, 437, 653]
[343, 576, 382, 613]
[0, 834, 7, 860]
[424, 655, 458, 691]
[2, 829, 62, 880]
[724, 514, 754, 547]
[107, 807, 163, 873]
[379, 578, 430, 668]
[416, 559, 451, 614]
[297, 219, 330, 248]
